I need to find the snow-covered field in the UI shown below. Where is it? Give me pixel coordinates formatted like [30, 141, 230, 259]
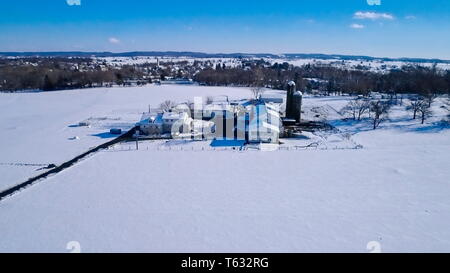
[0, 85, 449, 252]
[0, 85, 252, 191]
[268, 58, 450, 72]
[96, 56, 450, 72]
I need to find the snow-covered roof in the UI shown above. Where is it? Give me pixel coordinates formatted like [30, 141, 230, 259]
[138, 112, 163, 125]
[162, 112, 188, 120]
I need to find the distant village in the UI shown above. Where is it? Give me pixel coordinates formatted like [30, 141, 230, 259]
[1, 55, 450, 100]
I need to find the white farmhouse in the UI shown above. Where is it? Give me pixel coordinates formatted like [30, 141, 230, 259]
[137, 111, 192, 136]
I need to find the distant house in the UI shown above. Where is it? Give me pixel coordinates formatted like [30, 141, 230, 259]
[137, 112, 164, 135]
[137, 111, 192, 135]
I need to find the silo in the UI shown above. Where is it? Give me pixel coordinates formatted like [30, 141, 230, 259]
[285, 81, 302, 123]
[292, 90, 303, 123]
[285, 81, 296, 120]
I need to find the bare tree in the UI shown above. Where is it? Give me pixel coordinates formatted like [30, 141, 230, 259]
[417, 102, 432, 124]
[341, 101, 357, 120]
[424, 92, 437, 107]
[159, 100, 176, 112]
[341, 98, 370, 121]
[406, 98, 423, 119]
[357, 99, 370, 120]
[370, 100, 391, 130]
[251, 86, 264, 100]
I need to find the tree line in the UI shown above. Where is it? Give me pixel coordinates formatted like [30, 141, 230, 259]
[2, 57, 450, 98]
[0, 58, 148, 91]
[194, 61, 450, 98]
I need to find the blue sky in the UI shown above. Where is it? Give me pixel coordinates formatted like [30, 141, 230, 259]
[0, 0, 449, 59]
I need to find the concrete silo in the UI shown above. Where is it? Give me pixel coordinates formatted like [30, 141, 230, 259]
[285, 81, 302, 123]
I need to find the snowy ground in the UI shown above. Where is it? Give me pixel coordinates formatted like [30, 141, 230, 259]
[0, 85, 252, 191]
[0, 86, 449, 252]
[96, 56, 450, 73]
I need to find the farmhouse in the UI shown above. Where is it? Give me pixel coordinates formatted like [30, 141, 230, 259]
[136, 81, 303, 144]
[137, 111, 192, 135]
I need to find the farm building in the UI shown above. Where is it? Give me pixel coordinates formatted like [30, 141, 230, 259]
[137, 111, 192, 135]
[136, 82, 302, 144]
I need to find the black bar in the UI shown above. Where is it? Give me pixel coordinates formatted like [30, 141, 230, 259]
[0, 253, 445, 272]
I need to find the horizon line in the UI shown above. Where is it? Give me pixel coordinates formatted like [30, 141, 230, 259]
[1, 51, 449, 63]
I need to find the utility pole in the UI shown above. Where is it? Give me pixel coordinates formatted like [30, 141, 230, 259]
[135, 129, 139, 150]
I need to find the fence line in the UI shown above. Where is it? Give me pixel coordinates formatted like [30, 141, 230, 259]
[102, 144, 363, 153]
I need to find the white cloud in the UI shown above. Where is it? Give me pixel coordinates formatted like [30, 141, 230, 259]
[66, 0, 81, 6]
[108, 37, 121, 44]
[350, 23, 365, 29]
[405, 15, 417, 20]
[354, 11, 394, 20]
